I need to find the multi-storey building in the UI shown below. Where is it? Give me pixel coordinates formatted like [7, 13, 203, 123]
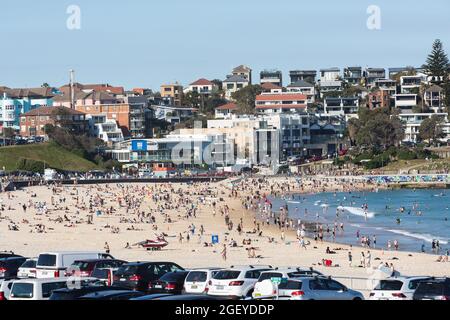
[289, 70, 317, 84]
[255, 93, 307, 114]
[19, 106, 87, 137]
[344, 67, 363, 85]
[260, 70, 283, 87]
[160, 83, 183, 106]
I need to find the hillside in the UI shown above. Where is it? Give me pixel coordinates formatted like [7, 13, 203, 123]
[0, 142, 99, 172]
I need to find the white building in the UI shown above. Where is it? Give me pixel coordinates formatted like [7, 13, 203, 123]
[394, 94, 418, 113]
[255, 93, 307, 114]
[86, 114, 124, 144]
[398, 112, 450, 143]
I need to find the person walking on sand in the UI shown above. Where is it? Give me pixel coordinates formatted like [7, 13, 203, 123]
[104, 242, 110, 254]
[360, 251, 365, 268]
[366, 251, 371, 268]
[221, 244, 227, 261]
[348, 251, 353, 267]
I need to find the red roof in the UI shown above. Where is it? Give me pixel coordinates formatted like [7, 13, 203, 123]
[216, 103, 237, 111]
[261, 82, 282, 90]
[256, 93, 307, 101]
[190, 78, 214, 86]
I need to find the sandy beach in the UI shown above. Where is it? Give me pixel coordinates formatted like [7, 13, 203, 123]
[0, 177, 448, 296]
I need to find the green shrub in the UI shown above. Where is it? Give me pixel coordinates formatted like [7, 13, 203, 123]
[16, 158, 46, 173]
[397, 149, 417, 160]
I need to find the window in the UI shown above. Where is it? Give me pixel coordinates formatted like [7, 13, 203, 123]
[309, 279, 328, 290]
[245, 270, 268, 279]
[37, 254, 57, 267]
[214, 271, 241, 280]
[374, 280, 404, 291]
[325, 279, 345, 291]
[42, 282, 67, 298]
[186, 271, 208, 282]
[258, 272, 283, 282]
[10, 283, 34, 299]
[279, 281, 303, 290]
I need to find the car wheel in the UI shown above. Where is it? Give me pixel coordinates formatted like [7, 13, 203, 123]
[246, 290, 254, 298]
[353, 297, 362, 301]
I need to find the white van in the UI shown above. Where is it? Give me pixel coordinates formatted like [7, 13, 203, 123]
[9, 278, 69, 300]
[36, 251, 113, 279]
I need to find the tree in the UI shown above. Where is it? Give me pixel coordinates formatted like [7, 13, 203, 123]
[2, 127, 16, 145]
[418, 115, 445, 145]
[422, 39, 449, 83]
[232, 85, 262, 114]
[351, 107, 405, 151]
[41, 83, 50, 88]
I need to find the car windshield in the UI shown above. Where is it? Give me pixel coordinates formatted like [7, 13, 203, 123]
[375, 280, 403, 291]
[186, 271, 207, 282]
[11, 283, 34, 299]
[37, 254, 57, 267]
[117, 265, 139, 276]
[21, 260, 37, 268]
[214, 271, 241, 280]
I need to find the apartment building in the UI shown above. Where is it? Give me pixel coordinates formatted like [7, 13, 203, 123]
[260, 70, 283, 87]
[160, 83, 183, 106]
[255, 93, 307, 114]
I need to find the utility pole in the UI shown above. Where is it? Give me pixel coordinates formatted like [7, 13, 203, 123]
[69, 69, 75, 109]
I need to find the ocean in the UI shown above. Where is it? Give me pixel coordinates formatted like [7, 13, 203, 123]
[268, 189, 450, 253]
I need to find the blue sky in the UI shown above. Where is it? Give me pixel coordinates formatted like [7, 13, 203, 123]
[1, 0, 449, 90]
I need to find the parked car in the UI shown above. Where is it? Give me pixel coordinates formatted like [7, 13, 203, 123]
[0, 256, 28, 280]
[369, 276, 431, 300]
[17, 258, 38, 279]
[114, 262, 184, 291]
[208, 265, 273, 298]
[0, 279, 16, 300]
[148, 271, 189, 295]
[288, 276, 364, 300]
[36, 251, 114, 278]
[184, 268, 223, 294]
[65, 259, 127, 278]
[77, 290, 146, 300]
[413, 277, 450, 300]
[9, 278, 71, 300]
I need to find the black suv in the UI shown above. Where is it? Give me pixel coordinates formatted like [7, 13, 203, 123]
[413, 278, 450, 300]
[0, 256, 27, 280]
[114, 262, 184, 292]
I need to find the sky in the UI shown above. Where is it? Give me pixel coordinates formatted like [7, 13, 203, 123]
[1, 0, 449, 90]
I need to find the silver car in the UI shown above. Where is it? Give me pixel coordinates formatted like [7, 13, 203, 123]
[281, 277, 364, 300]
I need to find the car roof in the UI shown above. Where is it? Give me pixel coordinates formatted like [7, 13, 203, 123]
[38, 251, 104, 255]
[80, 290, 134, 298]
[130, 294, 173, 300]
[0, 257, 27, 262]
[11, 277, 74, 284]
[226, 265, 272, 271]
[189, 268, 223, 272]
[123, 261, 178, 266]
[73, 259, 124, 263]
[385, 276, 431, 281]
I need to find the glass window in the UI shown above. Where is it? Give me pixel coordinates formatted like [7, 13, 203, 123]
[11, 283, 34, 299]
[326, 280, 345, 291]
[42, 282, 67, 298]
[279, 281, 302, 290]
[374, 280, 404, 291]
[213, 271, 241, 280]
[186, 271, 208, 282]
[37, 254, 57, 267]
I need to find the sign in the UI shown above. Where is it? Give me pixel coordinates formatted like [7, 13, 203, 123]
[212, 235, 219, 244]
[131, 140, 148, 151]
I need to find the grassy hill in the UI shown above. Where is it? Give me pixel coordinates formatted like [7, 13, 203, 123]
[0, 142, 99, 172]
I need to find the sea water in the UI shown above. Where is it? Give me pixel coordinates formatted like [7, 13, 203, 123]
[269, 189, 450, 253]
